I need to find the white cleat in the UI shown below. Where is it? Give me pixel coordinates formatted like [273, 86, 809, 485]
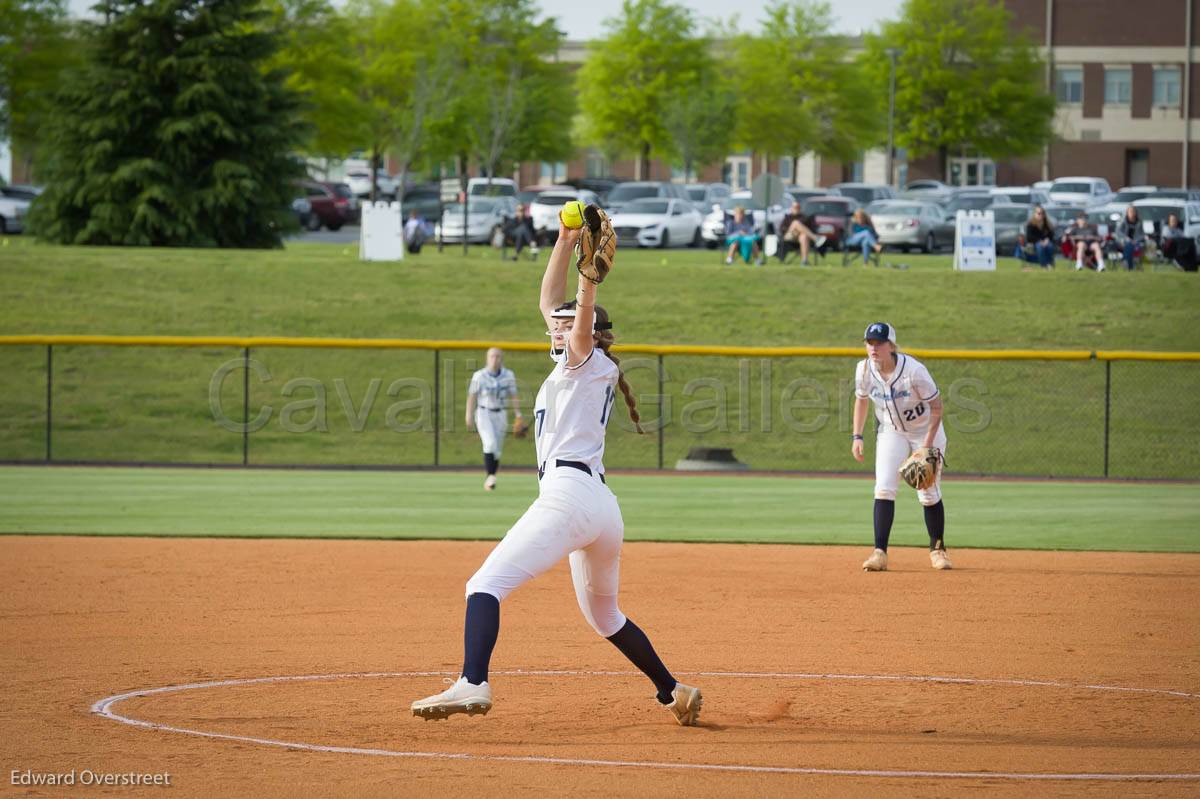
[664, 682, 702, 726]
[484, 475, 497, 491]
[862, 548, 888, 572]
[930, 548, 953, 570]
[412, 676, 492, 721]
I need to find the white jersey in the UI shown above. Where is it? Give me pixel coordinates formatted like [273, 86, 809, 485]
[533, 349, 619, 476]
[855, 353, 940, 434]
[468, 367, 518, 410]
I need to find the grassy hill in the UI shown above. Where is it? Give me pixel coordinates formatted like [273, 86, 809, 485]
[0, 239, 1196, 477]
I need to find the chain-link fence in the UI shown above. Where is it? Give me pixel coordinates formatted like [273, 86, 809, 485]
[0, 337, 1196, 479]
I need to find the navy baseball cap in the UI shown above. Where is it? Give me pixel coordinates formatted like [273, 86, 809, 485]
[863, 322, 896, 344]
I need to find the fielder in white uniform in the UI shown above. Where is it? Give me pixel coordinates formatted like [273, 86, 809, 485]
[412, 213, 702, 726]
[466, 348, 521, 491]
[851, 322, 953, 572]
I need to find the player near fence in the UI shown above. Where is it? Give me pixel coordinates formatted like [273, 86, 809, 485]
[466, 348, 524, 491]
[851, 322, 953, 571]
[412, 205, 702, 726]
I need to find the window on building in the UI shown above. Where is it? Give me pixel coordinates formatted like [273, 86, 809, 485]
[725, 156, 752, 190]
[779, 157, 793, 181]
[1153, 66, 1182, 106]
[584, 152, 608, 179]
[1055, 67, 1083, 104]
[1104, 68, 1131, 105]
[539, 161, 567, 182]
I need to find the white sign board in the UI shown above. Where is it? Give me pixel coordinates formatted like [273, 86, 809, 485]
[953, 209, 996, 271]
[360, 201, 404, 261]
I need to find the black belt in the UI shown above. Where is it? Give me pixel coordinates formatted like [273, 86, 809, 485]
[538, 459, 605, 484]
[481, 406, 504, 411]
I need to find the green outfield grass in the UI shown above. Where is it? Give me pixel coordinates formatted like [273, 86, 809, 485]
[0, 239, 1197, 477]
[0, 466, 1196, 552]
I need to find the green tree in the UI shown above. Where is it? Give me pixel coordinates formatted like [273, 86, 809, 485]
[345, 0, 460, 199]
[266, 0, 364, 161]
[577, 0, 711, 179]
[865, 0, 1054, 176]
[29, 0, 307, 247]
[449, 0, 576, 187]
[732, 1, 883, 178]
[0, 0, 79, 181]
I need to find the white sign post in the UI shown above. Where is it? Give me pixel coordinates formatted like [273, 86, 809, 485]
[360, 201, 404, 261]
[953, 209, 996, 271]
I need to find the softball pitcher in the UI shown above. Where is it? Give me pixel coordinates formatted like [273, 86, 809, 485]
[412, 208, 702, 726]
[851, 322, 953, 571]
[466, 348, 521, 491]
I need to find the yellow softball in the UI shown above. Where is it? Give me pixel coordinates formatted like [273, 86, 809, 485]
[560, 200, 585, 229]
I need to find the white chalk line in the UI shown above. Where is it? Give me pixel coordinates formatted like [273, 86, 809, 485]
[91, 670, 1200, 783]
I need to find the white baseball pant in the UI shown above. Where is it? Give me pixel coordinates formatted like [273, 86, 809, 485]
[464, 467, 627, 638]
[874, 424, 947, 505]
[474, 407, 507, 456]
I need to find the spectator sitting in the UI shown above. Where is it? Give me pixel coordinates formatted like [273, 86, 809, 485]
[1114, 205, 1145, 271]
[1020, 205, 1055, 269]
[723, 206, 761, 265]
[1160, 212, 1184, 260]
[777, 201, 827, 264]
[1065, 212, 1106, 271]
[1159, 212, 1197, 270]
[506, 203, 536, 261]
[404, 210, 427, 254]
[845, 208, 883, 262]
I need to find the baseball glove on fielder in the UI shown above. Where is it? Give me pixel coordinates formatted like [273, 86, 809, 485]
[899, 447, 942, 490]
[576, 204, 616, 284]
[512, 415, 529, 439]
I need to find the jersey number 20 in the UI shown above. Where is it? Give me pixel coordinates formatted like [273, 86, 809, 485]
[903, 402, 926, 423]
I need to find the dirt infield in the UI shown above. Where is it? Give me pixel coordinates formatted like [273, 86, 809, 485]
[2, 536, 1198, 798]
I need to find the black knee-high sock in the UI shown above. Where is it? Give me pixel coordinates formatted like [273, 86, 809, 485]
[874, 499, 895, 551]
[924, 500, 946, 550]
[462, 592, 500, 685]
[483, 453, 497, 476]
[606, 619, 677, 704]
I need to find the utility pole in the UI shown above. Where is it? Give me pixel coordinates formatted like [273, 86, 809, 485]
[886, 48, 899, 188]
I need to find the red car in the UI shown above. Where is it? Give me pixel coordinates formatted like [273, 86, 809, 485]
[298, 182, 357, 231]
[801, 196, 859, 251]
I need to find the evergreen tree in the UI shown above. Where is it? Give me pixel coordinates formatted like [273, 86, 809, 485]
[30, 0, 307, 247]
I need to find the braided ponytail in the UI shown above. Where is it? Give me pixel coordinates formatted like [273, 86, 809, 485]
[593, 305, 643, 434]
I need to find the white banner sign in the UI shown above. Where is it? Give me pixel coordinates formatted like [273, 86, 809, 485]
[953, 209, 996, 271]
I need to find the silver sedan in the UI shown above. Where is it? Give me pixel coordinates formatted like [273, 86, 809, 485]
[865, 200, 952, 253]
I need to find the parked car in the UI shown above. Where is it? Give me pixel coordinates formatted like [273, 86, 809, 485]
[603, 181, 689, 213]
[904, 179, 951, 195]
[609, 197, 703, 248]
[1033, 179, 1053, 191]
[1045, 204, 1085, 233]
[831, 182, 896, 205]
[321, 181, 359, 223]
[989, 186, 1050, 207]
[528, 189, 602, 240]
[298, 182, 352, 231]
[0, 184, 43, 202]
[345, 169, 398, 199]
[0, 194, 29, 234]
[516, 184, 573, 208]
[561, 177, 624, 200]
[797, 196, 858, 251]
[1150, 188, 1200, 203]
[436, 196, 517, 243]
[785, 186, 829, 205]
[989, 203, 1036, 256]
[1048, 176, 1113, 207]
[864, 200, 952, 253]
[943, 192, 995, 217]
[467, 177, 518, 198]
[1111, 185, 1158, 205]
[683, 182, 732, 211]
[400, 185, 442, 235]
